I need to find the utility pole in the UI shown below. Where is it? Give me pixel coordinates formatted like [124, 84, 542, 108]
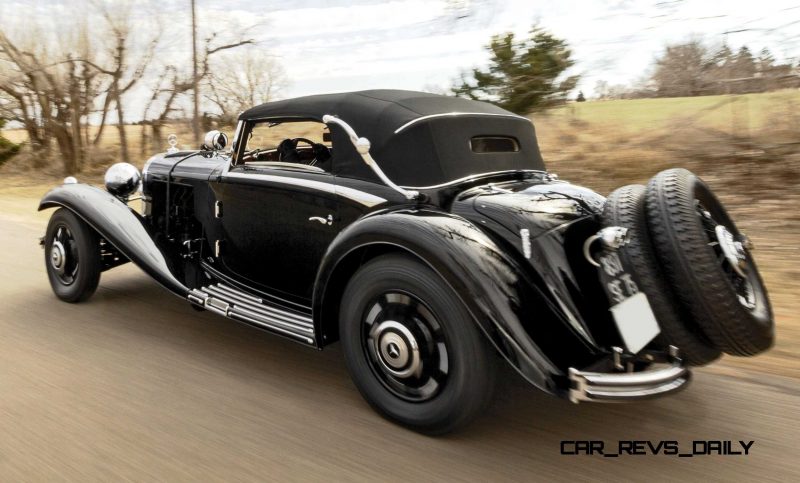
[191, 0, 199, 143]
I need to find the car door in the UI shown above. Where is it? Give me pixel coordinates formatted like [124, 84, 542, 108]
[218, 166, 338, 301]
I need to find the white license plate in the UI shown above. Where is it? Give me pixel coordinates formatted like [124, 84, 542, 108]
[609, 292, 661, 354]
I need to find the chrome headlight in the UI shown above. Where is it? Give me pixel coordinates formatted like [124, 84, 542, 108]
[105, 162, 141, 199]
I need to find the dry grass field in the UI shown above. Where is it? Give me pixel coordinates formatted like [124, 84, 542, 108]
[1, 90, 798, 377]
[548, 90, 800, 133]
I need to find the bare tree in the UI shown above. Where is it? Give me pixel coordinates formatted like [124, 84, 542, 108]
[0, 62, 50, 159]
[651, 39, 798, 97]
[593, 80, 610, 99]
[144, 33, 255, 150]
[84, 1, 161, 163]
[191, 0, 200, 144]
[0, 3, 159, 172]
[652, 40, 710, 97]
[0, 27, 98, 173]
[204, 49, 287, 124]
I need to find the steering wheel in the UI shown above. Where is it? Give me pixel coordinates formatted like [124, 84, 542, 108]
[246, 148, 262, 161]
[278, 137, 330, 166]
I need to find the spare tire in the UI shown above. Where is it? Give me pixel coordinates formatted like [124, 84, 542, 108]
[602, 185, 720, 365]
[645, 169, 774, 356]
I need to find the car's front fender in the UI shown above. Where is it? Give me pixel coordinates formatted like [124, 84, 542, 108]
[39, 183, 189, 297]
[313, 208, 564, 393]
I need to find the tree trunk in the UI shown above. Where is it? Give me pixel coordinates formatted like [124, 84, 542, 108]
[140, 123, 149, 158]
[151, 121, 163, 152]
[93, 93, 113, 146]
[191, 0, 200, 145]
[69, 65, 84, 172]
[51, 116, 78, 175]
[112, 79, 129, 163]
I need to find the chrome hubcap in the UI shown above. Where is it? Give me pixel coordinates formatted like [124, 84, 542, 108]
[372, 320, 421, 378]
[49, 225, 79, 285]
[50, 241, 66, 274]
[715, 225, 747, 277]
[698, 202, 756, 310]
[361, 291, 449, 402]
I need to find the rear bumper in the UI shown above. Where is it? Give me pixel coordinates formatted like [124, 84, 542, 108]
[568, 357, 690, 403]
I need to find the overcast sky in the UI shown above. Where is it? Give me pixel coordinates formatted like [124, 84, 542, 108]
[4, 0, 799, 111]
[223, 0, 800, 98]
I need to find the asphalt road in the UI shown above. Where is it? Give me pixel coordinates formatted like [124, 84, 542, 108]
[1, 202, 799, 481]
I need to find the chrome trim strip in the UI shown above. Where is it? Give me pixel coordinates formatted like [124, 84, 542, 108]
[230, 305, 314, 336]
[141, 154, 159, 185]
[230, 120, 244, 153]
[199, 261, 311, 313]
[393, 112, 530, 134]
[191, 282, 316, 345]
[188, 290, 206, 305]
[204, 285, 262, 309]
[203, 284, 313, 327]
[335, 185, 387, 207]
[400, 169, 543, 190]
[203, 285, 312, 329]
[223, 171, 386, 208]
[520, 228, 531, 259]
[229, 312, 314, 345]
[215, 283, 262, 304]
[202, 286, 304, 326]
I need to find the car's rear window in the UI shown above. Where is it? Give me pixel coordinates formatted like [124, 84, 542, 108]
[470, 136, 520, 153]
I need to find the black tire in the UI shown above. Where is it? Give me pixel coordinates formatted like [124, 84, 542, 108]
[339, 253, 495, 434]
[645, 169, 774, 356]
[602, 185, 720, 365]
[44, 208, 102, 303]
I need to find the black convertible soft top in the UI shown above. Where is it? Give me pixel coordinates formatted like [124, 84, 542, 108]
[240, 90, 545, 187]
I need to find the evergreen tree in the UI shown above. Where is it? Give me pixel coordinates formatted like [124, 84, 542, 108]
[733, 46, 756, 78]
[757, 47, 775, 73]
[452, 27, 579, 114]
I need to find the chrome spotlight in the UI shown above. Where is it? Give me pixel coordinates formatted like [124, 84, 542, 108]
[203, 130, 228, 151]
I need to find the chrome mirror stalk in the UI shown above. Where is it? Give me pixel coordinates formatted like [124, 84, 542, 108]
[322, 115, 419, 200]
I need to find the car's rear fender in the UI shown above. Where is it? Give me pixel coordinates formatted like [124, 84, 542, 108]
[314, 208, 585, 394]
[38, 183, 189, 297]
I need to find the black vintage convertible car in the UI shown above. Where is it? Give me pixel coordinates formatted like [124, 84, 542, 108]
[39, 90, 774, 433]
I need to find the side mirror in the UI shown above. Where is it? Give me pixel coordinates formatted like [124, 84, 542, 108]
[202, 130, 228, 151]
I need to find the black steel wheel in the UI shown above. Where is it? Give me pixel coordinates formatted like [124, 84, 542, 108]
[44, 208, 101, 303]
[645, 169, 774, 356]
[361, 291, 450, 402]
[602, 185, 720, 365]
[340, 253, 495, 434]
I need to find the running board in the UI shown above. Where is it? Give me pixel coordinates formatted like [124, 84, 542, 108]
[188, 283, 315, 345]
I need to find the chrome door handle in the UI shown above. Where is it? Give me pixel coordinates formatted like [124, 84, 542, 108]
[309, 215, 333, 226]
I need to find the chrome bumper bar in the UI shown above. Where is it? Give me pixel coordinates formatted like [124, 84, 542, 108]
[568, 361, 690, 403]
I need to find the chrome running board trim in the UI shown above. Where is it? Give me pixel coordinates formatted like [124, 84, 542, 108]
[206, 284, 311, 326]
[189, 283, 315, 345]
